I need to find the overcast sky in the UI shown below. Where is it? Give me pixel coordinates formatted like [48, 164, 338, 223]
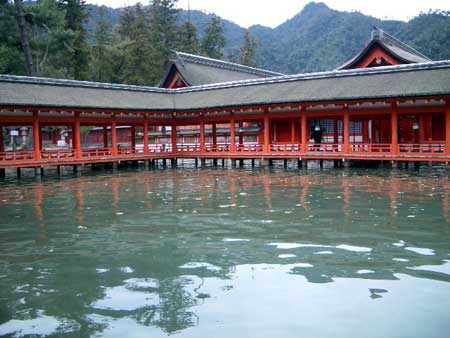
[88, 0, 450, 28]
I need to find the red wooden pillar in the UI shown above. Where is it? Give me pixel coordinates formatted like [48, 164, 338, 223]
[333, 118, 339, 144]
[426, 115, 433, 141]
[0, 125, 3, 153]
[445, 104, 450, 156]
[73, 114, 81, 158]
[362, 120, 369, 143]
[33, 112, 41, 160]
[301, 114, 307, 153]
[199, 118, 205, 152]
[391, 107, 399, 155]
[131, 126, 136, 150]
[343, 110, 350, 154]
[143, 120, 149, 154]
[171, 121, 177, 153]
[291, 120, 296, 143]
[212, 123, 217, 148]
[230, 114, 236, 152]
[418, 115, 425, 144]
[263, 112, 270, 153]
[111, 120, 117, 156]
[103, 126, 108, 148]
[238, 121, 244, 146]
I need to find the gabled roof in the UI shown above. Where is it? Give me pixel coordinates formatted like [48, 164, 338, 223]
[337, 27, 431, 70]
[159, 51, 284, 87]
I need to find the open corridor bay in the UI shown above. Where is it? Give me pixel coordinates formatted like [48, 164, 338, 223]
[0, 167, 449, 337]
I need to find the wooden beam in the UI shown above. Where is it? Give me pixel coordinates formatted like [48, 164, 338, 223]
[264, 111, 270, 153]
[391, 105, 399, 155]
[33, 112, 41, 160]
[0, 124, 3, 153]
[143, 122, 149, 154]
[301, 114, 307, 154]
[111, 120, 117, 156]
[230, 114, 236, 152]
[343, 109, 350, 154]
[446, 103, 450, 156]
[199, 118, 205, 152]
[73, 114, 81, 158]
[171, 120, 177, 153]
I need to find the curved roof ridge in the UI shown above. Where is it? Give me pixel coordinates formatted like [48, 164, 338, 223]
[0, 75, 171, 93]
[174, 60, 450, 93]
[337, 27, 431, 70]
[1, 60, 449, 94]
[374, 27, 431, 61]
[174, 51, 284, 77]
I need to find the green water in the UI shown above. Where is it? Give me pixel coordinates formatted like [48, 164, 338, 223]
[0, 166, 449, 337]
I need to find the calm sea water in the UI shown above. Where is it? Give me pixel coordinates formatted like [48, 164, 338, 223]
[0, 164, 449, 338]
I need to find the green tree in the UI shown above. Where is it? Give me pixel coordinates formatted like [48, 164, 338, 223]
[91, 6, 112, 82]
[239, 30, 257, 67]
[14, 0, 33, 75]
[117, 4, 153, 85]
[176, 21, 199, 54]
[147, 0, 180, 84]
[58, 0, 88, 80]
[201, 15, 226, 59]
[28, 0, 71, 77]
[0, 0, 24, 74]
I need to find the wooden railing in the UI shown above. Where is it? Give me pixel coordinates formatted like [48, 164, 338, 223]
[350, 143, 392, 153]
[399, 143, 445, 155]
[117, 147, 139, 155]
[307, 143, 341, 153]
[82, 148, 113, 158]
[176, 144, 200, 152]
[270, 144, 301, 152]
[149, 144, 173, 153]
[41, 149, 75, 159]
[0, 150, 35, 162]
[237, 144, 264, 152]
[207, 144, 231, 152]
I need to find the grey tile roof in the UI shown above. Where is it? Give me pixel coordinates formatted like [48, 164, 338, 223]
[1, 60, 449, 112]
[338, 27, 431, 70]
[160, 51, 284, 87]
[0, 76, 174, 111]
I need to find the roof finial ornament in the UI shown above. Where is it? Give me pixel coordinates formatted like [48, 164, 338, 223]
[371, 26, 383, 41]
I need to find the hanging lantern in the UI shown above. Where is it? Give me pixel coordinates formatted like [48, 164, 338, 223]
[314, 125, 321, 131]
[412, 121, 419, 130]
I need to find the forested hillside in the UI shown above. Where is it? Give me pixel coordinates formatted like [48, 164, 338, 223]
[2, 0, 450, 85]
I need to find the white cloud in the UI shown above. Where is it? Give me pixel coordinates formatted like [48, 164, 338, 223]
[88, 0, 450, 28]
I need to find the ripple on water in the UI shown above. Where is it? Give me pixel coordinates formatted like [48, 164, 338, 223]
[179, 262, 221, 272]
[335, 245, 372, 253]
[119, 266, 135, 273]
[222, 238, 250, 242]
[92, 285, 160, 311]
[404, 247, 435, 256]
[268, 243, 372, 253]
[0, 311, 78, 337]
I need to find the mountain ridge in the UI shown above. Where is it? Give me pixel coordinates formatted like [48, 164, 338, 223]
[86, 2, 450, 74]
